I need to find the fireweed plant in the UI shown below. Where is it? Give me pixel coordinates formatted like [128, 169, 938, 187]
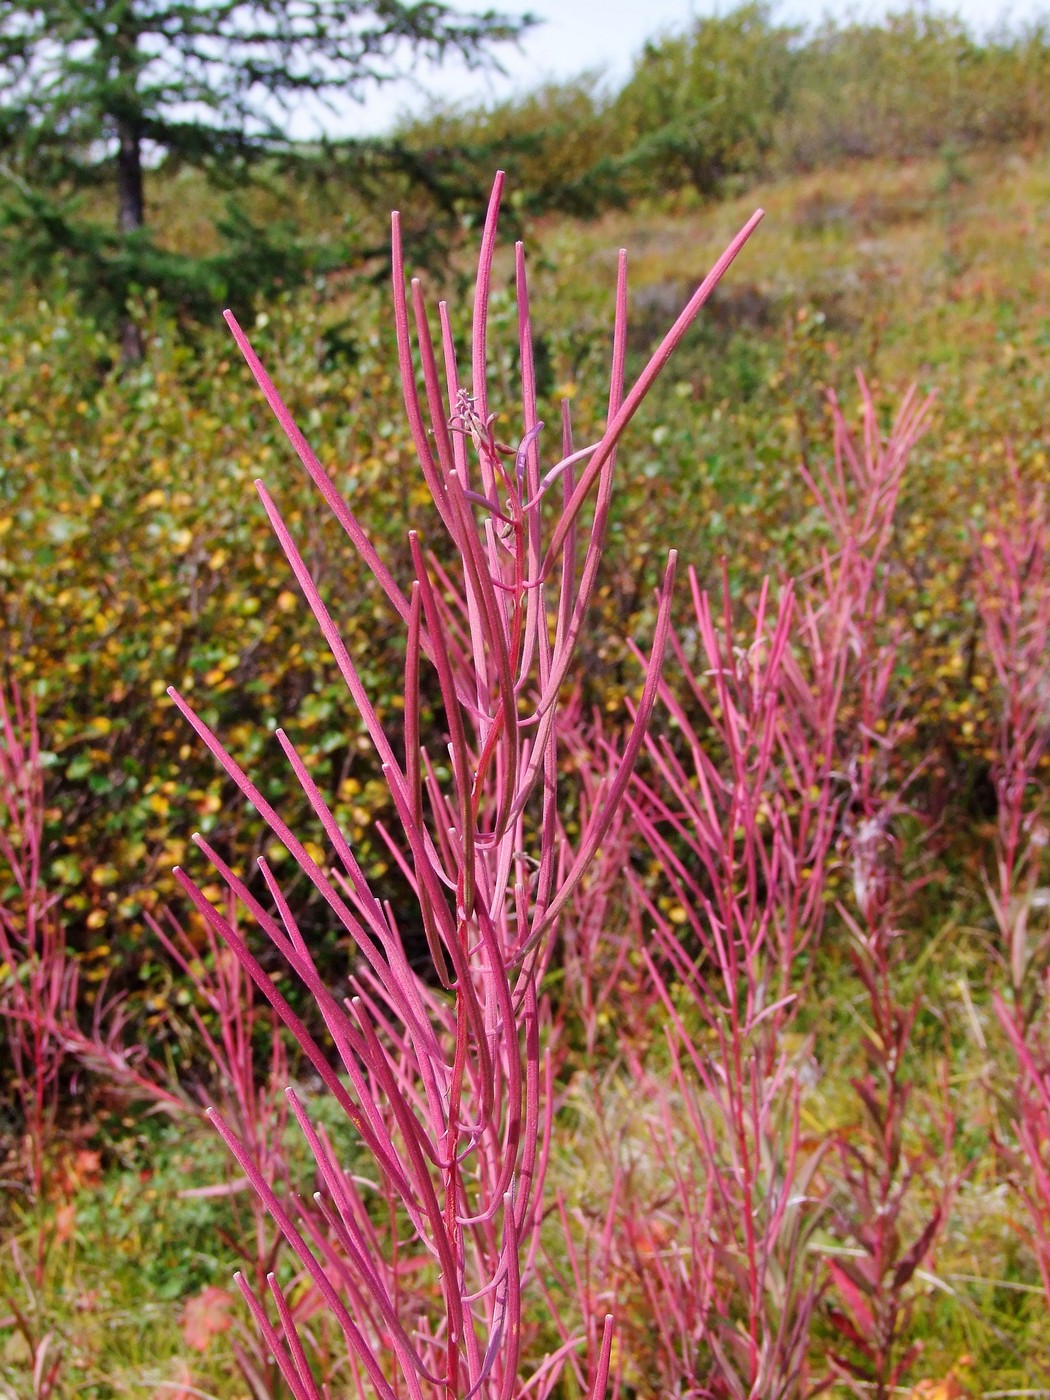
[560, 571, 840, 1400]
[0, 677, 66, 1218]
[0, 675, 74, 1396]
[0, 679, 310, 1397]
[553, 380, 945, 1397]
[0, 709, 315, 1395]
[976, 466, 1050, 1021]
[799, 382, 959, 1398]
[975, 470, 1050, 1303]
[561, 558, 843, 1393]
[57, 901, 304, 1397]
[0, 698, 304, 1390]
[164, 174, 763, 1396]
[619, 570, 838, 1399]
[0, 674, 71, 1334]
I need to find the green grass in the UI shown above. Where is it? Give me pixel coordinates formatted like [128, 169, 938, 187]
[3, 1118, 248, 1398]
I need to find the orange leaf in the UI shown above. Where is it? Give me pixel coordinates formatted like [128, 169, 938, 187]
[908, 1362, 976, 1400]
[54, 1203, 76, 1244]
[181, 1285, 234, 1353]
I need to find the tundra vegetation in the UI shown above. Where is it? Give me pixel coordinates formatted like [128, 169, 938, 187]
[2, 6, 1050, 1397]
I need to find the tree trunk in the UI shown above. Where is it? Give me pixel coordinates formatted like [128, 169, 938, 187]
[117, 119, 144, 235]
[116, 114, 145, 362]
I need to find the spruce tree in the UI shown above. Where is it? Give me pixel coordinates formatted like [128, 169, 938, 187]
[0, 0, 529, 356]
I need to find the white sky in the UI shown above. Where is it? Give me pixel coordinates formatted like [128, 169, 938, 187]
[305, 0, 1048, 137]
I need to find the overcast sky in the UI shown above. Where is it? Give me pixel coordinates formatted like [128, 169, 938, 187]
[305, 0, 1047, 138]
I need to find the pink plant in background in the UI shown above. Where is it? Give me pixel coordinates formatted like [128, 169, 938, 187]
[0, 678, 67, 1224]
[561, 380, 944, 1397]
[139, 907, 302, 1397]
[975, 466, 1050, 1304]
[163, 173, 763, 1396]
[995, 989, 1050, 1302]
[555, 705, 652, 1060]
[794, 378, 931, 921]
[0, 675, 71, 1391]
[799, 380, 957, 1399]
[0, 692, 298, 1397]
[975, 463, 1050, 1016]
[607, 570, 835, 1399]
[44, 892, 306, 1398]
